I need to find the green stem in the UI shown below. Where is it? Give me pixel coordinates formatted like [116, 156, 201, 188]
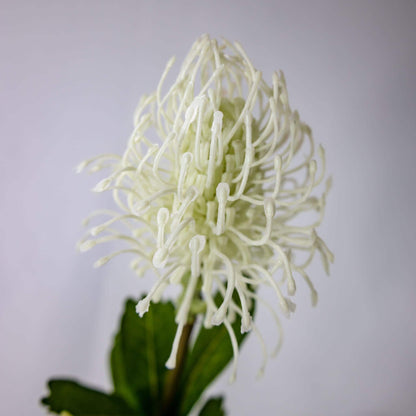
[159, 320, 195, 416]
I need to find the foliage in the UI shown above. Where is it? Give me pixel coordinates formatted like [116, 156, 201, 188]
[41, 297, 253, 415]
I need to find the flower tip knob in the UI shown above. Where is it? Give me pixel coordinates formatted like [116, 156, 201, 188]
[136, 299, 150, 317]
[152, 247, 168, 268]
[216, 182, 230, 202]
[212, 110, 223, 128]
[215, 183, 230, 235]
[157, 208, 169, 226]
[79, 240, 96, 252]
[93, 256, 109, 268]
[165, 356, 176, 370]
[287, 279, 296, 296]
[75, 160, 88, 174]
[241, 315, 252, 333]
[264, 198, 275, 218]
[181, 152, 193, 165]
[90, 225, 106, 236]
[92, 178, 112, 193]
[189, 235, 206, 254]
[274, 155, 282, 170]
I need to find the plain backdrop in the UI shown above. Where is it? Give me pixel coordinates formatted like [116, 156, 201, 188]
[1, 1, 416, 415]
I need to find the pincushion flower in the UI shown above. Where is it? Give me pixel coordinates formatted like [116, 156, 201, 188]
[78, 35, 333, 380]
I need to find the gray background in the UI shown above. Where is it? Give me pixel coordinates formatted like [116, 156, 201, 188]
[1, 1, 416, 415]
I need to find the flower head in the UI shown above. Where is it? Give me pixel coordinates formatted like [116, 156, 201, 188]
[78, 35, 333, 380]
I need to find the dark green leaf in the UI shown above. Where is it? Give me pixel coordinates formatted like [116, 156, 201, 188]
[111, 331, 137, 409]
[179, 295, 256, 416]
[198, 397, 226, 416]
[41, 379, 138, 415]
[110, 298, 177, 414]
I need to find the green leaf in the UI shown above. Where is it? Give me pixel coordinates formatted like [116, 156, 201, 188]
[178, 295, 256, 416]
[110, 298, 177, 414]
[198, 397, 226, 416]
[41, 379, 138, 415]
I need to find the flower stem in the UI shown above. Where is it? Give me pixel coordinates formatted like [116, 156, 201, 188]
[160, 320, 195, 416]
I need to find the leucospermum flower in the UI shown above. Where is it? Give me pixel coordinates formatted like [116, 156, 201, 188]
[78, 35, 333, 380]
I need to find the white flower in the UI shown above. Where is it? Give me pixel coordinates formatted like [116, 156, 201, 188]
[78, 35, 333, 381]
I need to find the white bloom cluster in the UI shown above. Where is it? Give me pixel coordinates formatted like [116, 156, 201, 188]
[78, 35, 333, 380]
